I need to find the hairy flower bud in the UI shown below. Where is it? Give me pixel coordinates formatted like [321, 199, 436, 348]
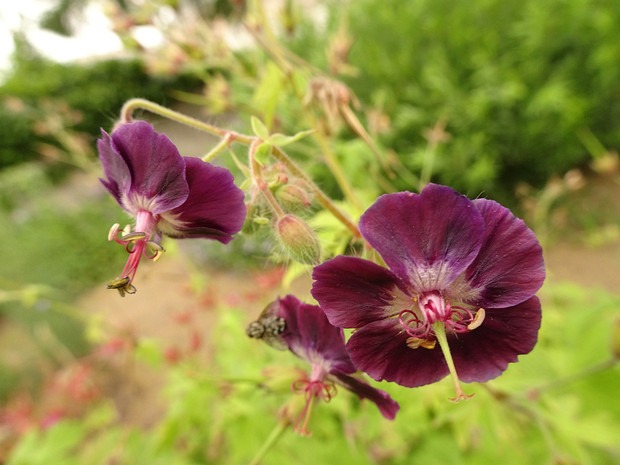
[275, 183, 312, 212]
[276, 215, 321, 265]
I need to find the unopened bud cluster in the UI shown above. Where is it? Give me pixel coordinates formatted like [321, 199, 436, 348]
[274, 180, 312, 212]
[245, 162, 320, 265]
[263, 163, 314, 213]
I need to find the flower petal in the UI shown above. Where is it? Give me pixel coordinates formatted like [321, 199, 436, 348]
[312, 256, 409, 328]
[346, 319, 450, 387]
[109, 122, 189, 214]
[359, 184, 485, 292]
[462, 199, 545, 308]
[98, 129, 131, 205]
[450, 296, 542, 382]
[329, 370, 400, 420]
[162, 157, 246, 243]
[278, 295, 356, 374]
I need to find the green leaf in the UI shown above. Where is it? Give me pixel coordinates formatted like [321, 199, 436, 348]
[253, 142, 272, 165]
[251, 61, 285, 126]
[267, 129, 316, 147]
[250, 116, 270, 140]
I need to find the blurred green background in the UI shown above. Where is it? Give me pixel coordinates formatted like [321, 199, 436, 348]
[0, 0, 619, 464]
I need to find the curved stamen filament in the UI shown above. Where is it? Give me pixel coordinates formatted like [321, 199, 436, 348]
[399, 309, 432, 339]
[291, 379, 336, 436]
[105, 220, 165, 295]
[145, 241, 165, 260]
[400, 300, 486, 350]
[108, 223, 121, 241]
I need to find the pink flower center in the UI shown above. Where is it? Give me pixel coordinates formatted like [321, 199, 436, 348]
[106, 210, 164, 296]
[398, 291, 485, 346]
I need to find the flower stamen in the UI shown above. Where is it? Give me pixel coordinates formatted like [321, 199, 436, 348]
[145, 241, 165, 261]
[121, 231, 147, 242]
[291, 379, 336, 436]
[400, 295, 486, 353]
[108, 223, 121, 241]
[105, 215, 162, 295]
[406, 337, 436, 350]
[467, 308, 486, 330]
[399, 309, 433, 340]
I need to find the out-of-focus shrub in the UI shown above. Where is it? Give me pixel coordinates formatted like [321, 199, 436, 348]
[0, 41, 200, 171]
[290, 0, 620, 202]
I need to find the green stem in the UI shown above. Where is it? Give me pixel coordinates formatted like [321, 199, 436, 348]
[481, 384, 561, 459]
[529, 358, 618, 394]
[121, 98, 232, 140]
[247, 0, 323, 78]
[271, 145, 360, 238]
[418, 144, 436, 191]
[432, 322, 473, 402]
[242, 5, 362, 215]
[248, 420, 289, 465]
[202, 133, 233, 163]
[314, 129, 362, 210]
[119, 98, 360, 238]
[250, 141, 286, 218]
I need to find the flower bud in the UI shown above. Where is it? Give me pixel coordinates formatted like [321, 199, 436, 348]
[275, 183, 312, 212]
[276, 214, 321, 265]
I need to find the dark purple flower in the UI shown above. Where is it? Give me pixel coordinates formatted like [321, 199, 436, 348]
[312, 184, 545, 400]
[273, 295, 399, 435]
[98, 121, 246, 294]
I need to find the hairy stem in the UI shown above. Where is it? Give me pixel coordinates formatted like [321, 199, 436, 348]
[119, 98, 360, 238]
[202, 133, 233, 163]
[271, 145, 360, 238]
[250, 141, 286, 218]
[247, 420, 289, 465]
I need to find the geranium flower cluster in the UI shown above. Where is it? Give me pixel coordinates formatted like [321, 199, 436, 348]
[97, 122, 545, 425]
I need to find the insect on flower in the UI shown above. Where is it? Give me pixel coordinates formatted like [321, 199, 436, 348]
[251, 295, 399, 435]
[246, 301, 288, 350]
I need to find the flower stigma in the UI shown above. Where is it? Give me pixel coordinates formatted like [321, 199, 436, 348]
[398, 291, 486, 344]
[398, 292, 485, 401]
[105, 211, 165, 296]
[291, 374, 337, 436]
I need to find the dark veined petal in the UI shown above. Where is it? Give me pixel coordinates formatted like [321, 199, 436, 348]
[359, 184, 485, 292]
[346, 319, 450, 387]
[329, 370, 400, 420]
[163, 157, 246, 243]
[98, 129, 131, 205]
[278, 295, 356, 374]
[450, 296, 542, 383]
[312, 256, 409, 328]
[462, 199, 545, 308]
[107, 122, 189, 214]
